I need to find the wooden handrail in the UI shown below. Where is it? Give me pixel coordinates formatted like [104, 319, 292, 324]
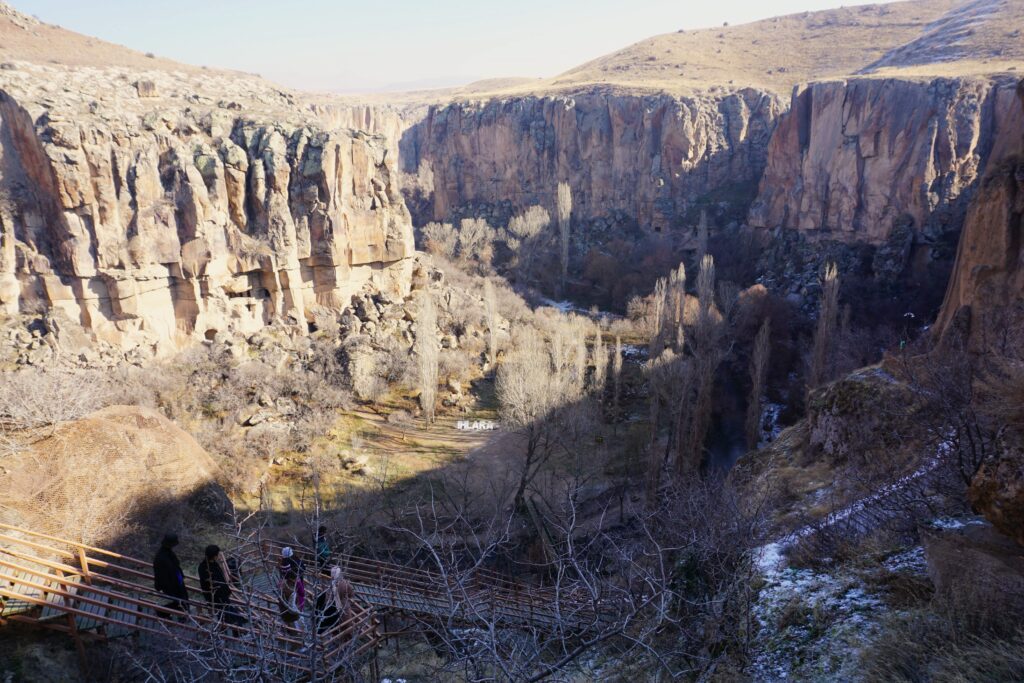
[0, 542, 382, 670]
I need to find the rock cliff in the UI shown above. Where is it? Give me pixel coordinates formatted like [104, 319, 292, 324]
[398, 76, 1021, 251]
[935, 79, 1024, 344]
[398, 90, 783, 231]
[749, 77, 1022, 244]
[0, 63, 415, 355]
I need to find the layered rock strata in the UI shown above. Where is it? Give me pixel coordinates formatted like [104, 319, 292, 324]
[0, 63, 415, 354]
[750, 77, 1023, 244]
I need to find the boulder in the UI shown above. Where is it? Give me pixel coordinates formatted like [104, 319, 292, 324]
[970, 446, 1024, 546]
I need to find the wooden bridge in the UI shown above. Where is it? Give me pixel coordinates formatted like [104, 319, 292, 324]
[241, 539, 606, 633]
[0, 524, 607, 679]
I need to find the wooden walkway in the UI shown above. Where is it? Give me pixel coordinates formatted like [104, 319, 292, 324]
[242, 540, 608, 632]
[0, 525, 610, 679]
[0, 524, 381, 679]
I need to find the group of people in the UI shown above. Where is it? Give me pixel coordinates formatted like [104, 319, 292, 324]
[152, 534, 245, 626]
[151, 527, 355, 637]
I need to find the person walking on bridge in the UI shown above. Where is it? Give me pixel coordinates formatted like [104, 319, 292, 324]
[153, 533, 189, 618]
[199, 544, 245, 627]
[316, 565, 353, 634]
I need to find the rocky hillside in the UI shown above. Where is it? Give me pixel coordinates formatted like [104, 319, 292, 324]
[0, 6, 415, 357]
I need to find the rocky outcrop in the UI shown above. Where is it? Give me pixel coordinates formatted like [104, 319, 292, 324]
[970, 445, 1024, 547]
[0, 404, 225, 543]
[749, 77, 1022, 243]
[399, 90, 783, 231]
[935, 79, 1024, 344]
[0, 63, 415, 355]
[921, 519, 1024, 612]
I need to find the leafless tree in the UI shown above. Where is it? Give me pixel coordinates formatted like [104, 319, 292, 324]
[504, 205, 551, 280]
[591, 331, 608, 394]
[415, 291, 440, 425]
[676, 255, 725, 473]
[496, 327, 590, 511]
[746, 317, 772, 450]
[808, 261, 840, 392]
[421, 221, 457, 259]
[484, 277, 499, 367]
[379, 469, 763, 682]
[458, 217, 497, 270]
[557, 182, 572, 292]
[612, 335, 624, 419]
[696, 208, 709, 261]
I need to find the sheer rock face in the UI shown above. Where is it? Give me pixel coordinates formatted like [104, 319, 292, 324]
[394, 77, 1019, 252]
[935, 79, 1024, 345]
[0, 64, 415, 355]
[749, 77, 1022, 243]
[398, 90, 784, 230]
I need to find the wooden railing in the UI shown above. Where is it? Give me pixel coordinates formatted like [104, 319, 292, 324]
[0, 523, 382, 677]
[242, 538, 608, 631]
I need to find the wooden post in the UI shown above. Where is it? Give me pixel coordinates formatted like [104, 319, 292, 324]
[77, 547, 92, 585]
[57, 567, 88, 675]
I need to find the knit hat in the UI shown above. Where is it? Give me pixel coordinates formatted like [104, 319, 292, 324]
[282, 547, 294, 558]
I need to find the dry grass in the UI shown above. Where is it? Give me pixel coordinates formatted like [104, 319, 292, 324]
[339, 0, 1024, 106]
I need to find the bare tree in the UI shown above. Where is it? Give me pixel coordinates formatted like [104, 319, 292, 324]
[746, 317, 772, 450]
[415, 291, 440, 425]
[677, 255, 725, 474]
[504, 205, 551, 280]
[809, 261, 840, 392]
[557, 182, 572, 293]
[497, 328, 589, 511]
[612, 335, 624, 419]
[421, 221, 457, 259]
[484, 278, 499, 367]
[696, 208, 709, 261]
[458, 217, 497, 268]
[591, 331, 608, 394]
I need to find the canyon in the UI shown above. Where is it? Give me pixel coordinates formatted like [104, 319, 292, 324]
[1, 0, 1023, 353]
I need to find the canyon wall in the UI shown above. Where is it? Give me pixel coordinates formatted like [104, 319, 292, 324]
[0, 64, 415, 356]
[935, 79, 1024, 345]
[398, 90, 784, 231]
[399, 77, 1021, 254]
[749, 77, 1022, 244]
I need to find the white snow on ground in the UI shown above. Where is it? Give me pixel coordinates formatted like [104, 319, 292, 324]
[749, 548, 892, 682]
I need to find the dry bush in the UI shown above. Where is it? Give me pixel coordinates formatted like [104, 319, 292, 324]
[861, 607, 1024, 683]
[0, 367, 112, 431]
[422, 222, 457, 259]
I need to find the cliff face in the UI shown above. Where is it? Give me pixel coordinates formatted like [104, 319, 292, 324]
[397, 77, 1019, 256]
[0, 64, 415, 355]
[749, 78, 1021, 244]
[399, 90, 784, 230]
[935, 80, 1024, 345]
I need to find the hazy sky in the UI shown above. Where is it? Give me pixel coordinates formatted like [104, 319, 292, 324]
[19, 0, 901, 92]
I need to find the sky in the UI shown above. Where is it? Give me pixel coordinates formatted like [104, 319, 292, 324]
[18, 0, 902, 92]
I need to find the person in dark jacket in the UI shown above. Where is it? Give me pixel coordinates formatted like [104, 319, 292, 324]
[153, 533, 189, 617]
[198, 545, 245, 626]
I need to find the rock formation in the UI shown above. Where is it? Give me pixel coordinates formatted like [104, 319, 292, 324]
[0, 62, 415, 355]
[935, 79, 1024, 345]
[749, 77, 1022, 243]
[0, 404, 224, 544]
[398, 90, 783, 231]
